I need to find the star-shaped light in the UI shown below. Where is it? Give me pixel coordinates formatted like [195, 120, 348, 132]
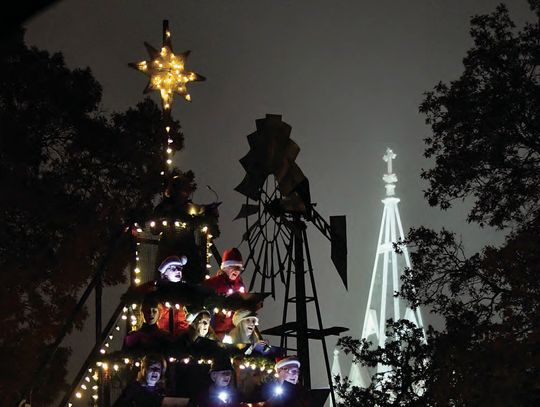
[129, 23, 205, 110]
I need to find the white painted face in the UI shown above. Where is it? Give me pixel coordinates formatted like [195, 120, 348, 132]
[240, 317, 258, 337]
[196, 315, 211, 337]
[211, 370, 232, 387]
[163, 265, 183, 282]
[223, 265, 242, 281]
[142, 305, 159, 325]
[278, 365, 300, 385]
[145, 362, 162, 387]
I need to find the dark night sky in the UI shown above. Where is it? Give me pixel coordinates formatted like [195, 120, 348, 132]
[25, 0, 532, 389]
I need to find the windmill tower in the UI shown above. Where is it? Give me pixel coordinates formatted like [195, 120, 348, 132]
[351, 148, 425, 385]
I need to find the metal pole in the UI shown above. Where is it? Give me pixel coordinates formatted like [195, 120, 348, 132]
[293, 216, 311, 388]
[303, 228, 336, 406]
[95, 275, 103, 407]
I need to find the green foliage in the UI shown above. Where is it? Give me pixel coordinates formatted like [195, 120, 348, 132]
[0, 29, 184, 405]
[419, 3, 540, 228]
[338, 3, 540, 406]
[337, 321, 430, 407]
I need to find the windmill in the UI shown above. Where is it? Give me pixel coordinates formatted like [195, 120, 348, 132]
[234, 114, 348, 405]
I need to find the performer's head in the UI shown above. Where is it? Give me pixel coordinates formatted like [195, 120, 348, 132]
[210, 357, 233, 387]
[158, 255, 187, 282]
[139, 354, 167, 387]
[190, 309, 212, 338]
[275, 356, 300, 385]
[220, 248, 243, 281]
[141, 296, 160, 325]
[232, 309, 259, 340]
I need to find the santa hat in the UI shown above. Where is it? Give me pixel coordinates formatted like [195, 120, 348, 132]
[221, 248, 243, 269]
[158, 255, 187, 274]
[275, 355, 300, 370]
[232, 309, 258, 327]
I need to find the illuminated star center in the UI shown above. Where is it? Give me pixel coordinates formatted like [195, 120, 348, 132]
[131, 42, 205, 110]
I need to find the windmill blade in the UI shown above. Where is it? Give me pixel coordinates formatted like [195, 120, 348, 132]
[234, 174, 262, 200]
[277, 163, 306, 196]
[234, 204, 259, 220]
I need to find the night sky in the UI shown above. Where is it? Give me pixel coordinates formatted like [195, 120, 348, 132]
[25, 0, 531, 389]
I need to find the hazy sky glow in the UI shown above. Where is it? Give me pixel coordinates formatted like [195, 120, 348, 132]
[26, 0, 532, 388]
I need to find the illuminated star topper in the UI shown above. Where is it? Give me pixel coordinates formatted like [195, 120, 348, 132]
[129, 20, 205, 110]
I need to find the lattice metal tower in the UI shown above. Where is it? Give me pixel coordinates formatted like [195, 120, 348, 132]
[351, 148, 425, 385]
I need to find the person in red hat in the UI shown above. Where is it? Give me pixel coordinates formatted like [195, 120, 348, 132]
[263, 356, 309, 407]
[156, 255, 190, 335]
[203, 248, 248, 338]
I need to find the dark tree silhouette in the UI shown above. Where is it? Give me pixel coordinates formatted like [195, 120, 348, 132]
[0, 29, 185, 406]
[337, 2, 540, 406]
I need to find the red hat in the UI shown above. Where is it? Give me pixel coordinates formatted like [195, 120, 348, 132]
[275, 356, 300, 370]
[221, 248, 243, 269]
[158, 255, 187, 274]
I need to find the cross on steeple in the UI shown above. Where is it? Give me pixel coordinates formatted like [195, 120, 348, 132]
[383, 148, 396, 175]
[382, 148, 397, 195]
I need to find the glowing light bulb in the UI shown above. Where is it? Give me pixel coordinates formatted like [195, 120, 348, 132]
[218, 391, 229, 402]
[75, 392, 82, 399]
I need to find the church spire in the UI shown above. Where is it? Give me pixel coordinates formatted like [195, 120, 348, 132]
[356, 148, 425, 384]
